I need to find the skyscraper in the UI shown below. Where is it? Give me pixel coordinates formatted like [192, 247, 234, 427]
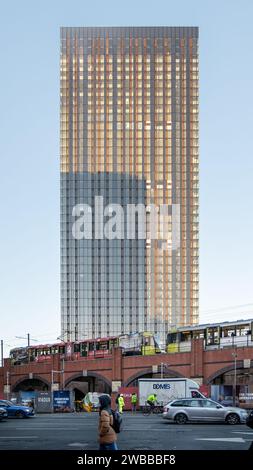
[60, 27, 199, 343]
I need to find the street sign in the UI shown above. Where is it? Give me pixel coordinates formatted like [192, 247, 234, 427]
[112, 381, 121, 392]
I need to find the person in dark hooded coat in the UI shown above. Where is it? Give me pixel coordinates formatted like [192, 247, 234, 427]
[98, 394, 118, 450]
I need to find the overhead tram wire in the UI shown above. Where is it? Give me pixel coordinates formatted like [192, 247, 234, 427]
[200, 302, 253, 315]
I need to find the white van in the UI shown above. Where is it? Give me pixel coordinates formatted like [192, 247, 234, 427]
[138, 378, 205, 406]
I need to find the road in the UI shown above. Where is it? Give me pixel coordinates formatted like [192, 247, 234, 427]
[0, 412, 252, 450]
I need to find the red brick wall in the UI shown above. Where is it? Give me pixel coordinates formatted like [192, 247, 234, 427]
[1, 342, 252, 395]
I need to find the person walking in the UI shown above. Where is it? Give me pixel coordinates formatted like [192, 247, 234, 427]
[118, 394, 125, 414]
[131, 392, 138, 413]
[98, 395, 118, 451]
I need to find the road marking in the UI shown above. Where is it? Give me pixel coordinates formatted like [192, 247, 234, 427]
[196, 438, 245, 443]
[68, 443, 88, 447]
[16, 427, 80, 430]
[122, 428, 193, 432]
[232, 431, 253, 435]
[0, 436, 38, 439]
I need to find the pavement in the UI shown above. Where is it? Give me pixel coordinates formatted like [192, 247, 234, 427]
[0, 412, 252, 450]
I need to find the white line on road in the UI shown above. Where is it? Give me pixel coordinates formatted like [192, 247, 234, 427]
[16, 427, 80, 430]
[122, 428, 193, 431]
[68, 443, 89, 447]
[0, 436, 38, 439]
[196, 438, 245, 443]
[232, 431, 253, 435]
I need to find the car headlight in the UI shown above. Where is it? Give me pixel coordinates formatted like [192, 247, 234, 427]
[25, 408, 31, 412]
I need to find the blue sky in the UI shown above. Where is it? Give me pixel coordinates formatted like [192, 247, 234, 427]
[1, 0, 253, 355]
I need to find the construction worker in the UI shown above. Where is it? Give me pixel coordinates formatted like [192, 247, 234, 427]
[118, 394, 125, 414]
[131, 392, 138, 413]
[147, 393, 157, 412]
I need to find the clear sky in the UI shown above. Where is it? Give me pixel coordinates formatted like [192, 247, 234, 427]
[1, 0, 253, 356]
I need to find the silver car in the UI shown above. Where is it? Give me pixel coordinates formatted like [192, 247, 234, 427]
[162, 398, 248, 425]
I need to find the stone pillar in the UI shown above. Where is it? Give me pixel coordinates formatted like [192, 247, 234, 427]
[190, 338, 204, 378]
[112, 347, 123, 382]
[111, 348, 123, 407]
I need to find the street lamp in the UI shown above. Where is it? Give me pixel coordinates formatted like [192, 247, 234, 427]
[232, 350, 238, 407]
[51, 368, 65, 413]
[160, 362, 170, 379]
[51, 369, 65, 392]
[6, 371, 10, 400]
[161, 363, 164, 379]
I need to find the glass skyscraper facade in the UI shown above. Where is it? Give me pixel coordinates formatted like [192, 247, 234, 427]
[60, 27, 199, 343]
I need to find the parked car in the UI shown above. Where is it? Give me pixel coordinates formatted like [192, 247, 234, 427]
[0, 407, 8, 421]
[246, 410, 253, 429]
[0, 400, 35, 418]
[163, 398, 248, 425]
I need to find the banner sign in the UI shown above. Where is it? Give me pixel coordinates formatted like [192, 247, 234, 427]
[53, 390, 72, 412]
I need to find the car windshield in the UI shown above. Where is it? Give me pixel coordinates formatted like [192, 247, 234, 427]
[0, 400, 13, 406]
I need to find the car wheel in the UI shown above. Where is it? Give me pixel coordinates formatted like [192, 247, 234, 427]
[15, 411, 25, 419]
[226, 413, 240, 425]
[175, 413, 187, 424]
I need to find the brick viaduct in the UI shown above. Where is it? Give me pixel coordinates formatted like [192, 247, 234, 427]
[0, 339, 253, 396]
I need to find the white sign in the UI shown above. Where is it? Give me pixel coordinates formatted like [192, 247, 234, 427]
[4, 385, 10, 394]
[51, 383, 59, 391]
[29, 373, 33, 379]
[243, 359, 251, 368]
[152, 365, 158, 373]
[112, 381, 121, 392]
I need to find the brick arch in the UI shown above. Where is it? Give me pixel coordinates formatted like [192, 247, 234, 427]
[11, 374, 51, 392]
[64, 371, 112, 389]
[205, 360, 244, 385]
[124, 367, 185, 387]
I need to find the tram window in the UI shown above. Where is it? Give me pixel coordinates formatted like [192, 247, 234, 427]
[149, 336, 155, 346]
[206, 327, 220, 345]
[181, 332, 191, 342]
[98, 341, 108, 350]
[74, 344, 80, 353]
[193, 331, 205, 340]
[80, 343, 87, 356]
[109, 340, 114, 350]
[223, 327, 236, 337]
[44, 349, 50, 355]
[167, 333, 177, 344]
[109, 338, 119, 349]
[237, 326, 249, 336]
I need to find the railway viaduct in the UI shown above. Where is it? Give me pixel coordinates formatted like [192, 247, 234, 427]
[1, 339, 253, 397]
